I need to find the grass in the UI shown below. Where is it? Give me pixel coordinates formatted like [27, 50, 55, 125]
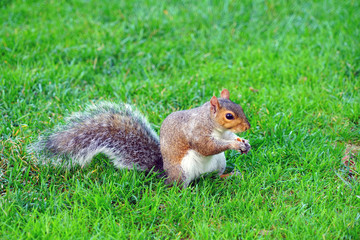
[1, 0, 359, 238]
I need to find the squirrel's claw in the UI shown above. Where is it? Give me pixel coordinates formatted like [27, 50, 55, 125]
[236, 139, 251, 154]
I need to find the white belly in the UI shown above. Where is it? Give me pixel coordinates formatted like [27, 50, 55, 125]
[180, 150, 226, 186]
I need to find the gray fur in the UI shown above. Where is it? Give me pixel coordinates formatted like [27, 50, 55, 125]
[28, 102, 163, 172]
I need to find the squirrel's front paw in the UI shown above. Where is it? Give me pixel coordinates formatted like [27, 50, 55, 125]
[235, 138, 251, 154]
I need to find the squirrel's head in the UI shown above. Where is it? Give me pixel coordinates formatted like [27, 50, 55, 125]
[210, 89, 251, 133]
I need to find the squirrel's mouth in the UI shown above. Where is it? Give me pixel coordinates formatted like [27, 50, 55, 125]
[231, 128, 246, 133]
[232, 124, 251, 133]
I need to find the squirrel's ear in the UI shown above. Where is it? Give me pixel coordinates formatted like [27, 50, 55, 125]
[220, 89, 230, 99]
[210, 96, 220, 114]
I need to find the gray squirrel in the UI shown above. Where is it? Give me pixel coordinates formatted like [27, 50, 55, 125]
[29, 89, 251, 187]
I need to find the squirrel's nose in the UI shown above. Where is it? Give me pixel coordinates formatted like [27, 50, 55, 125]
[243, 122, 251, 131]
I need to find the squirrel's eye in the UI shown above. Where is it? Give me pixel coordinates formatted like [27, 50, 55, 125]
[225, 113, 234, 120]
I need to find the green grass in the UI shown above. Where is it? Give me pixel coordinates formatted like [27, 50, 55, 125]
[1, 0, 360, 238]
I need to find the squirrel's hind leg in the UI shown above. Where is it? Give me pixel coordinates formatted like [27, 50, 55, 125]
[219, 171, 241, 178]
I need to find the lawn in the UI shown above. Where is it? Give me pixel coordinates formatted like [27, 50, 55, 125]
[1, 0, 359, 238]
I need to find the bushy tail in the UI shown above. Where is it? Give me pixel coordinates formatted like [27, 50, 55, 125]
[28, 102, 163, 171]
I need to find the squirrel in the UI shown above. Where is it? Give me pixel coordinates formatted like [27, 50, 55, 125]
[29, 89, 251, 187]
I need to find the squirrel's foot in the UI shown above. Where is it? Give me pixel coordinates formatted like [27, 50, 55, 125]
[219, 170, 241, 179]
